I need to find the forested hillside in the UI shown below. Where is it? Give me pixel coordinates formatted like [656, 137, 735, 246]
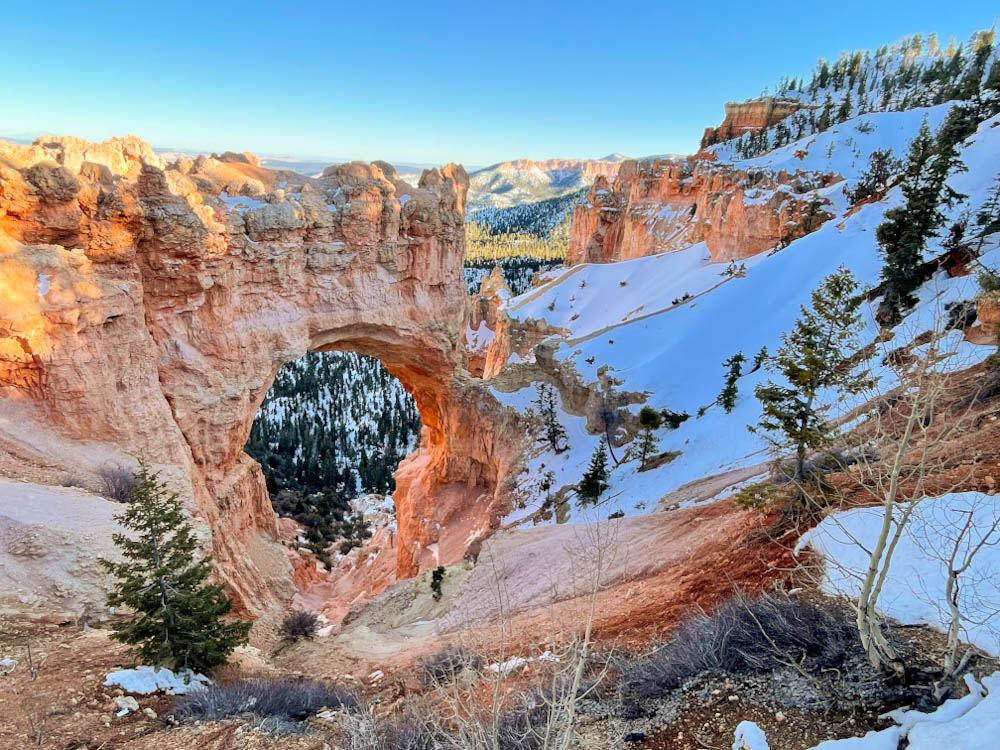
[245, 351, 421, 561]
[463, 186, 576, 292]
[704, 30, 1000, 159]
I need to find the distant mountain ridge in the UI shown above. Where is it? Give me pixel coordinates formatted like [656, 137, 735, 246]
[468, 155, 628, 210]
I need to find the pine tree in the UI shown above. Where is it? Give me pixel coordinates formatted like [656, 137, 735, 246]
[817, 94, 834, 131]
[974, 175, 1000, 252]
[636, 406, 663, 469]
[99, 461, 251, 673]
[577, 442, 609, 505]
[984, 60, 1000, 118]
[845, 149, 902, 205]
[539, 469, 556, 507]
[837, 92, 853, 123]
[717, 352, 746, 413]
[533, 383, 568, 453]
[876, 117, 943, 323]
[877, 106, 977, 324]
[753, 268, 875, 497]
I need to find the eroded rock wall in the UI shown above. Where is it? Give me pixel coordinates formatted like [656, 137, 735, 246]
[567, 157, 838, 265]
[0, 135, 521, 615]
[700, 96, 804, 147]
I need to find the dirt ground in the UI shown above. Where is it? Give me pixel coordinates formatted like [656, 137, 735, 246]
[6, 363, 1000, 749]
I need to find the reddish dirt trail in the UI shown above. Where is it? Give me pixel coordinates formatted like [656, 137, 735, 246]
[487, 499, 796, 652]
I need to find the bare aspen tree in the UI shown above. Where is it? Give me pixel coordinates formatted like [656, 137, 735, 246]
[820, 307, 989, 674]
[906, 492, 1000, 698]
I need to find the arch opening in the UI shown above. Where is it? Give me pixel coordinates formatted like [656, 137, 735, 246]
[245, 349, 422, 568]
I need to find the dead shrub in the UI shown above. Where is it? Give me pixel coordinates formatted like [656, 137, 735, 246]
[418, 646, 481, 686]
[279, 609, 319, 642]
[98, 463, 137, 503]
[171, 677, 357, 727]
[615, 592, 852, 703]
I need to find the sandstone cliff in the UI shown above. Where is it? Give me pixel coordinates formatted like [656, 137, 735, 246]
[700, 96, 804, 148]
[0, 135, 525, 617]
[567, 157, 838, 265]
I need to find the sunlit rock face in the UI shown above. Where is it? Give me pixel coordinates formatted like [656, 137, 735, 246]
[568, 157, 838, 265]
[0, 135, 526, 615]
[700, 96, 804, 147]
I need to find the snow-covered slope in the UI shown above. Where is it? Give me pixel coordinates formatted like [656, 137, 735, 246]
[496, 109, 1000, 524]
[706, 32, 998, 162]
[739, 671, 1000, 750]
[468, 157, 624, 211]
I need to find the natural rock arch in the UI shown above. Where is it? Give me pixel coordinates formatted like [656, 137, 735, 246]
[0, 136, 526, 615]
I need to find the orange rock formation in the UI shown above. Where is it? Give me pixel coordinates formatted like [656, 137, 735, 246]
[700, 96, 804, 148]
[0, 135, 526, 616]
[567, 157, 838, 265]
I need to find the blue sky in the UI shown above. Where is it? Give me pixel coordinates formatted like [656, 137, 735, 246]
[1, 1, 995, 167]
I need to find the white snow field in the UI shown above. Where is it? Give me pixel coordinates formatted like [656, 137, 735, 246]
[496, 110, 1000, 525]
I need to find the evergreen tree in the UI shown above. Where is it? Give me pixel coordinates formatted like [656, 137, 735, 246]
[750, 346, 769, 373]
[877, 105, 978, 324]
[845, 149, 902, 205]
[974, 175, 1000, 251]
[876, 117, 944, 323]
[99, 461, 251, 673]
[717, 352, 746, 413]
[817, 94, 834, 131]
[577, 442, 609, 505]
[753, 268, 875, 496]
[984, 60, 1000, 117]
[533, 383, 568, 453]
[837, 91, 853, 123]
[800, 192, 829, 235]
[636, 406, 663, 469]
[539, 469, 556, 507]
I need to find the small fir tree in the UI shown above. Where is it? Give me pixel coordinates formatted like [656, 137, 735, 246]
[636, 406, 663, 469]
[431, 566, 446, 601]
[752, 268, 875, 496]
[533, 383, 568, 453]
[800, 192, 829, 234]
[974, 175, 1000, 252]
[876, 117, 944, 323]
[99, 461, 250, 673]
[718, 351, 746, 413]
[845, 149, 902, 206]
[539, 469, 557, 508]
[577, 442, 610, 505]
[661, 409, 691, 429]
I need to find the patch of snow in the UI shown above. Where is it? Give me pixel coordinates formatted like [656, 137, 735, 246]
[801, 671, 1000, 749]
[104, 666, 210, 695]
[486, 656, 529, 676]
[465, 322, 495, 352]
[218, 191, 268, 214]
[798, 492, 1000, 656]
[485, 650, 558, 676]
[36, 273, 51, 296]
[733, 720, 770, 750]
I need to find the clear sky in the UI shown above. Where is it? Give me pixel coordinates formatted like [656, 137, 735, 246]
[1, 1, 995, 167]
